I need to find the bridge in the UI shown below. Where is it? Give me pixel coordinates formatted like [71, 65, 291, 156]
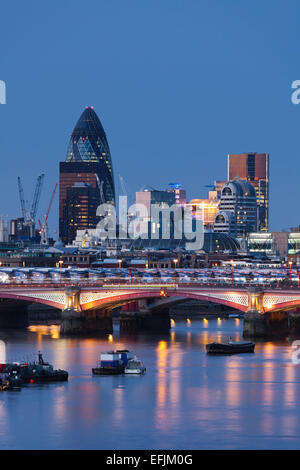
[1, 282, 300, 337]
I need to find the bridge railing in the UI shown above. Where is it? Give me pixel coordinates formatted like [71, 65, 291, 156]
[1, 279, 300, 290]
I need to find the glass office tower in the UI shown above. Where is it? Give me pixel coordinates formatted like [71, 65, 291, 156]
[59, 107, 115, 244]
[228, 153, 269, 231]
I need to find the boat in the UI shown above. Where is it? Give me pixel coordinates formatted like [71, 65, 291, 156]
[5, 352, 68, 384]
[124, 356, 146, 375]
[206, 340, 255, 354]
[92, 350, 134, 375]
[5, 369, 22, 390]
[0, 369, 22, 391]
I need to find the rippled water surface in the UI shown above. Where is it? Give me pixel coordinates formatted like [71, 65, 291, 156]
[0, 317, 299, 450]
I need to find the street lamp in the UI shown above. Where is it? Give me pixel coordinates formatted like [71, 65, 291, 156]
[289, 261, 293, 285]
[173, 258, 178, 274]
[118, 259, 122, 284]
[59, 260, 63, 283]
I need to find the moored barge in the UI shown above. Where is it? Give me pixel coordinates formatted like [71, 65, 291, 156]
[206, 341, 255, 354]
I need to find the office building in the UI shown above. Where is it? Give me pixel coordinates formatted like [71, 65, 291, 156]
[214, 180, 257, 237]
[167, 183, 186, 206]
[227, 153, 269, 231]
[59, 106, 115, 243]
[63, 183, 101, 245]
[135, 189, 176, 240]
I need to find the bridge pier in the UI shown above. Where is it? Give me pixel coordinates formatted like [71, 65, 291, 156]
[243, 287, 266, 338]
[61, 308, 113, 336]
[244, 310, 289, 338]
[60, 287, 113, 335]
[243, 288, 289, 338]
[287, 310, 300, 336]
[120, 300, 170, 333]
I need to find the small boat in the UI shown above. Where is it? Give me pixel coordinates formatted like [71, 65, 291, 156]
[92, 350, 134, 375]
[206, 340, 255, 354]
[5, 352, 68, 384]
[125, 356, 146, 375]
[5, 369, 22, 391]
[0, 370, 22, 391]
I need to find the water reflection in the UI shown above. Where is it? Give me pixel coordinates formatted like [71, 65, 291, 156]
[0, 318, 298, 449]
[28, 325, 60, 340]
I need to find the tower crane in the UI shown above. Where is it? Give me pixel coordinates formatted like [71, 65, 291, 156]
[38, 182, 58, 246]
[17, 174, 44, 238]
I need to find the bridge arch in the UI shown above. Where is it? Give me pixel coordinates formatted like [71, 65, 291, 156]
[0, 292, 65, 310]
[80, 290, 248, 312]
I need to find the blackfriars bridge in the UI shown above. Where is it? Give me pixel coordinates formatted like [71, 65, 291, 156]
[1, 282, 300, 337]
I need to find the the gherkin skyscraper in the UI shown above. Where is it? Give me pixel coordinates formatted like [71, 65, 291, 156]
[59, 106, 115, 244]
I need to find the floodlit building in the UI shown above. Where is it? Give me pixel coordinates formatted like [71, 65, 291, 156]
[186, 191, 219, 229]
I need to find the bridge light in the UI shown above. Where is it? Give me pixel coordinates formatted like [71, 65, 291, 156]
[170, 318, 175, 327]
[187, 318, 191, 326]
[160, 289, 166, 297]
[265, 303, 274, 310]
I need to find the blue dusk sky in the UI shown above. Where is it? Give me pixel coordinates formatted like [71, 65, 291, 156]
[0, 0, 299, 236]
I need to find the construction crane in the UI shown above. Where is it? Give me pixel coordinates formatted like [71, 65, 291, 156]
[17, 177, 26, 221]
[39, 182, 58, 246]
[18, 174, 44, 238]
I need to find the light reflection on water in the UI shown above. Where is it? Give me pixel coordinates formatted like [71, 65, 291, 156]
[0, 317, 299, 449]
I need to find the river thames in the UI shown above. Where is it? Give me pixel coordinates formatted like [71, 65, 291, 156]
[0, 317, 299, 450]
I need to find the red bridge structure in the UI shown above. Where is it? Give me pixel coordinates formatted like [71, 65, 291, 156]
[1, 282, 300, 337]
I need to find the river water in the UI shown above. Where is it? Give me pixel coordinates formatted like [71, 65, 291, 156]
[0, 317, 299, 450]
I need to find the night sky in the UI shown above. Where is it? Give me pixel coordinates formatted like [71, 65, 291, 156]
[0, 0, 299, 237]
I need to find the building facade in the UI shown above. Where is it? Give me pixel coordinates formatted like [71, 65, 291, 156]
[186, 190, 219, 229]
[63, 183, 101, 245]
[135, 189, 176, 239]
[227, 152, 269, 231]
[167, 183, 186, 206]
[213, 180, 257, 237]
[59, 107, 115, 244]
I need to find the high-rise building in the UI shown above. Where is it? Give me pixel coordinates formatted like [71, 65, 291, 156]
[59, 106, 115, 244]
[167, 183, 186, 206]
[63, 183, 100, 245]
[227, 153, 269, 231]
[213, 180, 257, 237]
[135, 189, 176, 239]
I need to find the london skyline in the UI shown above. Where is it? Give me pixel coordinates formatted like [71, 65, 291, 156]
[0, 0, 299, 236]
